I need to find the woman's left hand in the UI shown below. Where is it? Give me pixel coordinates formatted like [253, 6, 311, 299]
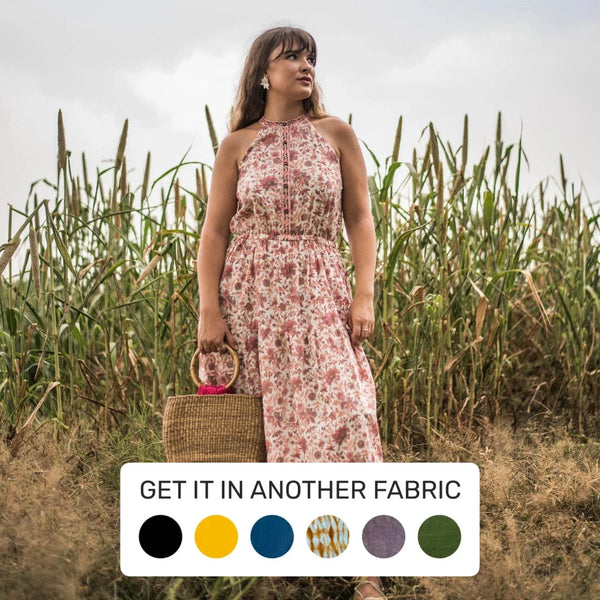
[347, 292, 375, 346]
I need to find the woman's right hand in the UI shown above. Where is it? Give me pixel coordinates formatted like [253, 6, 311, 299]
[197, 309, 238, 354]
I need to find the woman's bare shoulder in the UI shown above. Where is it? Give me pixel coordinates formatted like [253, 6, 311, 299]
[219, 122, 262, 168]
[218, 127, 251, 153]
[310, 114, 358, 160]
[310, 114, 354, 135]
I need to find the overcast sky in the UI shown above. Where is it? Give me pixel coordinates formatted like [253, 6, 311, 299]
[1, 0, 599, 241]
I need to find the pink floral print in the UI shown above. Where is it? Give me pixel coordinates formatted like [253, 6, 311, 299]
[198, 112, 383, 463]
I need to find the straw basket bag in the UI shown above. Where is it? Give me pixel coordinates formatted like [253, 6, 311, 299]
[162, 344, 266, 462]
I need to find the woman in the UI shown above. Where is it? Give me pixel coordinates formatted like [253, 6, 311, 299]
[196, 26, 386, 600]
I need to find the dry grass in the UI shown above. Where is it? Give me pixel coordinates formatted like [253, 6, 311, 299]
[1, 418, 598, 599]
[0, 426, 110, 599]
[389, 418, 600, 599]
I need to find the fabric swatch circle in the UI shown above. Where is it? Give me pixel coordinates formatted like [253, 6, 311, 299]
[250, 515, 294, 558]
[138, 514, 182, 559]
[418, 515, 461, 558]
[306, 515, 349, 558]
[195, 515, 238, 558]
[362, 515, 405, 558]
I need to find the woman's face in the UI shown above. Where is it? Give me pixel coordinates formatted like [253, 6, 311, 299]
[264, 43, 316, 100]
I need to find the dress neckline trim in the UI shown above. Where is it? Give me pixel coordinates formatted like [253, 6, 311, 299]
[259, 112, 308, 125]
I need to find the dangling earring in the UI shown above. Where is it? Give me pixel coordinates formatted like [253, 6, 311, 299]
[260, 75, 270, 90]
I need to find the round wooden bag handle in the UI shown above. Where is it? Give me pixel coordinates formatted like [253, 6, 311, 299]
[190, 344, 240, 390]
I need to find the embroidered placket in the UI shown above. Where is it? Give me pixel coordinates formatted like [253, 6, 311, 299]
[281, 123, 290, 233]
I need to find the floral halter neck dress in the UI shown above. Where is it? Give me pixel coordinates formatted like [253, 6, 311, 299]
[198, 112, 383, 462]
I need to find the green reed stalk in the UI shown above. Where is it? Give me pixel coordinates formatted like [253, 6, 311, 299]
[42, 202, 62, 433]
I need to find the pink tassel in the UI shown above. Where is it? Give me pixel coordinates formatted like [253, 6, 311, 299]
[197, 385, 234, 395]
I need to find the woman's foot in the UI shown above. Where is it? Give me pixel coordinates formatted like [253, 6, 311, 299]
[354, 576, 386, 599]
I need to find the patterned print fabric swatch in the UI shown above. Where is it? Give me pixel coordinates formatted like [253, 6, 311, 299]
[306, 514, 349, 557]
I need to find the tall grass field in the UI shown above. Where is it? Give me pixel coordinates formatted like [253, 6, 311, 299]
[0, 108, 599, 599]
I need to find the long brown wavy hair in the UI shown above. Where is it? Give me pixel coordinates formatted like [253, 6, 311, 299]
[229, 27, 328, 132]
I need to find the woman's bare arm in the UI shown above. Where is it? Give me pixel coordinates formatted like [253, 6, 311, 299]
[196, 133, 240, 352]
[332, 119, 377, 345]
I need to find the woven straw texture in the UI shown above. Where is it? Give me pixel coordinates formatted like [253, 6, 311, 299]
[163, 392, 266, 462]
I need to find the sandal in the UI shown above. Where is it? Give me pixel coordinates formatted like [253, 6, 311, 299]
[354, 578, 387, 600]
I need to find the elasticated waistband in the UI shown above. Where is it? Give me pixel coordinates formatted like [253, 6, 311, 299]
[230, 232, 337, 248]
